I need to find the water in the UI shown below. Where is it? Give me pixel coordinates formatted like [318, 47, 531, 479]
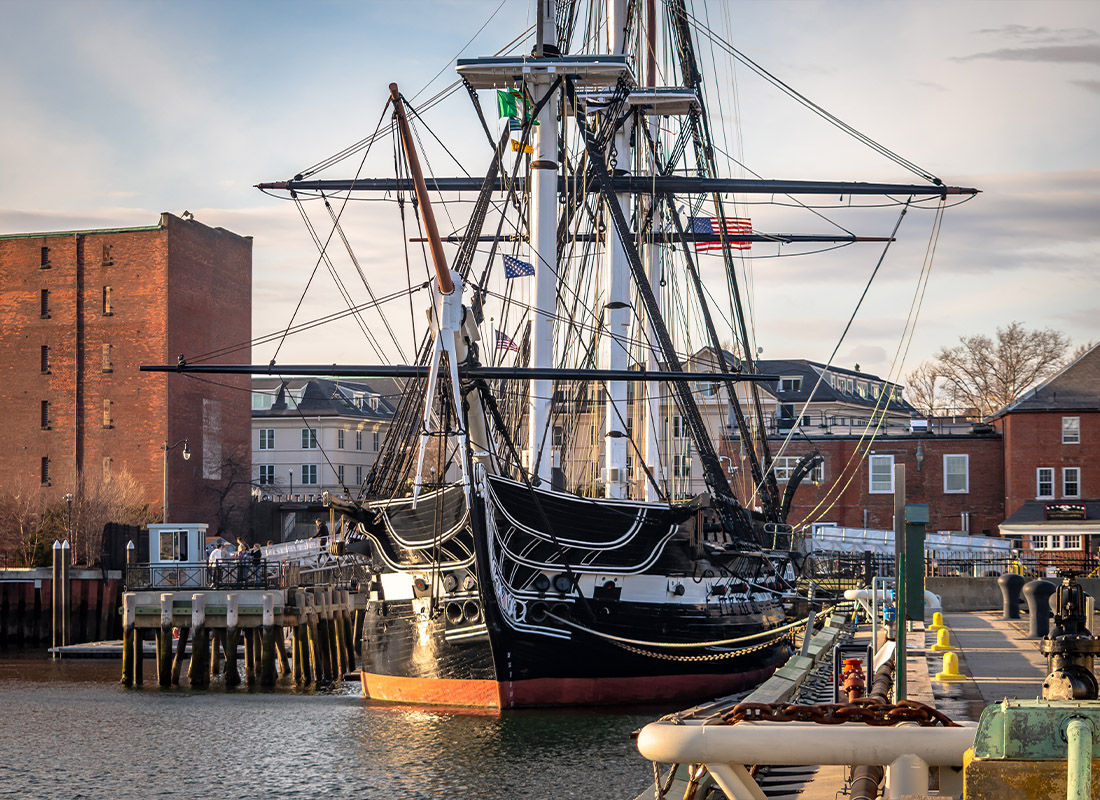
[0, 654, 661, 800]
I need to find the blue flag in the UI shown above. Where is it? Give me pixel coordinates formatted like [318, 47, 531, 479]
[503, 254, 536, 279]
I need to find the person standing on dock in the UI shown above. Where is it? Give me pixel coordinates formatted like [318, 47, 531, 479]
[208, 542, 226, 587]
[312, 518, 329, 541]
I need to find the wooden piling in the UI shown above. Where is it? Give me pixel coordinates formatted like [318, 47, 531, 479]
[260, 593, 277, 687]
[315, 593, 332, 682]
[306, 595, 322, 683]
[211, 629, 224, 679]
[328, 590, 345, 677]
[275, 627, 291, 676]
[120, 594, 135, 686]
[51, 541, 62, 658]
[158, 593, 173, 687]
[171, 626, 189, 685]
[244, 624, 256, 686]
[225, 593, 240, 688]
[341, 590, 356, 671]
[187, 594, 209, 688]
[60, 540, 71, 648]
[134, 629, 145, 685]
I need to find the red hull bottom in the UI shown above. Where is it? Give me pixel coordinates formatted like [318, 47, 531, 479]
[361, 663, 780, 709]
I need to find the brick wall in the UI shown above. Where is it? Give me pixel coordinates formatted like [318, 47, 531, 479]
[0, 214, 252, 541]
[999, 410, 1099, 515]
[755, 434, 1005, 535]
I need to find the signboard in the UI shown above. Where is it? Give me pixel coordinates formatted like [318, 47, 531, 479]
[1045, 502, 1087, 521]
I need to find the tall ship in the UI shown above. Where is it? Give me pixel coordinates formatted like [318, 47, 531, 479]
[160, 0, 976, 707]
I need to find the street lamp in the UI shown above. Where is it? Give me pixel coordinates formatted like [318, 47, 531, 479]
[288, 468, 294, 500]
[162, 439, 191, 523]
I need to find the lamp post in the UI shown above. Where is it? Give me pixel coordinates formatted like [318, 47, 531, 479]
[162, 439, 191, 523]
[63, 493, 73, 542]
[288, 469, 294, 500]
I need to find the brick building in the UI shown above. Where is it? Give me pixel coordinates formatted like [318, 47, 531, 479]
[993, 343, 1100, 553]
[0, 213, 252, 538]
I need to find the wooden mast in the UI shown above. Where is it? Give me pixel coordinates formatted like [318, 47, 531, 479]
[389, 82, 454, 295]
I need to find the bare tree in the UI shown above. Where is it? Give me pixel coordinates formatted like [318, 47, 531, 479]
[904, 362, 942, 417]
[0, 477, 51, 566]
[205, 446, 260, 541]
[934, 321, 1072, 417]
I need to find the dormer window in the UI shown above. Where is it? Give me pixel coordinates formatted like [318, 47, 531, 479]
[779, 376, 801, 393]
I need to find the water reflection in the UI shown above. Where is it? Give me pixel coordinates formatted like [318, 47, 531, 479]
[0, 655, 660, 800]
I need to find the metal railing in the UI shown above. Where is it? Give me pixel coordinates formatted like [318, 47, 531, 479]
[806, 550, 1100, 584]
[125, 560, 284, 591]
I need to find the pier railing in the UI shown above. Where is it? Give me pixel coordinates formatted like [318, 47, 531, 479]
[125, 561, 284, 591]
[808, 550, 1100, 583]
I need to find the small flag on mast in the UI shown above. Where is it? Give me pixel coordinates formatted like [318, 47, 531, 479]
[511, 139, 533, 154]
[496, 330, 520, 352]
[689, 216, 752, 252]
[502, 254, 536, 279]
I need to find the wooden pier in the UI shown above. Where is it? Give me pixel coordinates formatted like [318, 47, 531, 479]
[119, 587, 364, 688]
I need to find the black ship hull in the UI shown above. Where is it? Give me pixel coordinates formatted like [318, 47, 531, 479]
[355, 477, 792, 708]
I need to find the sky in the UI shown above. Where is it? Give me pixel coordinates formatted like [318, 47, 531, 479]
[2, 0, 1097, 385]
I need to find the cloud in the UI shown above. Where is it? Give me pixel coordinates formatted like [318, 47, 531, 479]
[976, 25, 1099, 44]
[956, 44, 1100, 65]
[1072, 79, 1100, 94]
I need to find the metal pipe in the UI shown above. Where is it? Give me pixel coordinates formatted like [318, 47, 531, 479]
[636, 720, 975, 767]
[1067, 717, 1093, 800]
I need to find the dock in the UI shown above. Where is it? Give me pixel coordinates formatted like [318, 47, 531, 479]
[635, 595, 1079, 800]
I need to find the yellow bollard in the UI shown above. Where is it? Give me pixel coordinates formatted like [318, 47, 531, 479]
[929, 611, 945, 631]
[931, 628, 956, 652]
[935, 651, 966, 681]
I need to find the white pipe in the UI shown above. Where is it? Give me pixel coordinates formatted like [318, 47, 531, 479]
[706, 763, 767, 800]
[887, 751, 929, 799]
[845, 587, 942, 612]
[636, 720, 975, 767]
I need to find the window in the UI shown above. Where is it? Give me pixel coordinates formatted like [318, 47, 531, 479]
[251, 392, 274, 410]
[672, 453, 692, 478]
[1032, 534, 1082, 551]
[672, 416, 689, 439]
[158, 529, 189, 561]
[102, 286, 113, 315]
[697, 381, 719, 397]
[40, 246, 50, 268]
[369, 395, 380, 411]
[101, 244, 113, 265]
[356, 465, 363, 485]
[1037, 467, 1054, 499]
[356, 430, 363, 451]
[553, 425, 563, 447]
[337, 429, 345, 449]
[258, 465, 275, 485]
[337, 465, 345, 484]
[41, 400, 50, 429]
[944, 454, 969, 494]
[1063, 467, 1081, 498]
[102, 399, 112, 428]
[301, 428, 318, 449]
[41, 345, 50, 373]
[301, 464, 318, 485]
[41, 456, 50, 485]
[779, 376, 802, 393]
[1063, 417, 1080, 445]
[101, 343, 112, 372]
[773, 456, 824, 484]
[40, 289, 50, 317]
[259, 429, 275, 450]
[869, 454, 894, 493]
[373, 431, 379, 451]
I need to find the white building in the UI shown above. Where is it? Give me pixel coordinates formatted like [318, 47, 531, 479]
[251, 377, 398, 503]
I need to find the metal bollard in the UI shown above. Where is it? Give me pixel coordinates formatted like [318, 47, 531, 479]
[1023, 580, 1056, 639]
[998, 573, 1026, 620]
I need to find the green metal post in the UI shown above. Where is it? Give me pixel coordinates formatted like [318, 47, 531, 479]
[896, 551, 906, 702]
[1067, 717, 1092, 800]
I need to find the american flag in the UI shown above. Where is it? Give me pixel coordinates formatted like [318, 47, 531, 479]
[496, 330, 520, 352]
[689, 216, 752, 252]
[503, 254, 536, 278]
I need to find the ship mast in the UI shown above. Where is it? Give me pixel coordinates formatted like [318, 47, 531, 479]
[527, 0, 560, 487]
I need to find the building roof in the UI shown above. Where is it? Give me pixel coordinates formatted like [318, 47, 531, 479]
[252, 376, 400, 420]
[993, 342, 1100, 416]
[999, 500, 1100, 535]
[689, 348, 915, 414]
